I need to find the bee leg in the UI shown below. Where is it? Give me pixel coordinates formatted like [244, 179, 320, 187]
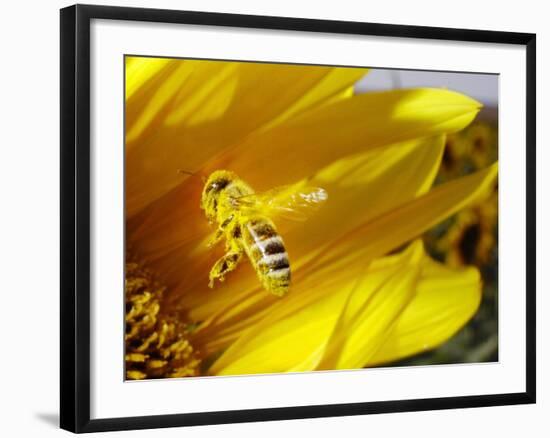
[208, 250, 243, 288]
[206, 229, 224, 248]
[206, 215, 235, 248]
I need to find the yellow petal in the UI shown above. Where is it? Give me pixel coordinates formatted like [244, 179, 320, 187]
[368, 256, 482, 365]
[212, 88, 481, 191]
[126, 59, 366, 217]
[281, 135, 445, 264]
[310, 163, 498, 274]
[263, 68, 368, 128]
[208, 281, 347, 375]
[318, 241, 423, 370]
[209, 242, 423, 375]
[125, 56, 172, 101]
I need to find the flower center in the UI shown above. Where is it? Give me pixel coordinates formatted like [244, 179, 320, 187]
[125, 255, 201, 379]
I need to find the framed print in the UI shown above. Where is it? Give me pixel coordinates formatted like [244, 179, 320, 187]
[60, 4, 536, 433]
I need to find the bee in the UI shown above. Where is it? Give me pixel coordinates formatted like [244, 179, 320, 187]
[200, 170, 327, 296]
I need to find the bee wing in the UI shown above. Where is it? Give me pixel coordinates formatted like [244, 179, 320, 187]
[234, 185, 328, 221]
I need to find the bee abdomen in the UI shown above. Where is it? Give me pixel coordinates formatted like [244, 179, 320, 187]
[244, 219, 291, 296]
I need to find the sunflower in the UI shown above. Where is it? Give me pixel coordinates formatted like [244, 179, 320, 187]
[434, 185, 498, 269]
[439, 120, 498, 180]
[124, 57, 498, 378]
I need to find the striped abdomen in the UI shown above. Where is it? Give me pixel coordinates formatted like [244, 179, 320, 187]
[243, 217, 290, 296]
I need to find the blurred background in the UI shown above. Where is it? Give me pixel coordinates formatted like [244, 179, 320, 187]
[360, 69, 499, 366]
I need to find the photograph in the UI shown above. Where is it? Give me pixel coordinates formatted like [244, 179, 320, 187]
[124, 56, 499, 380]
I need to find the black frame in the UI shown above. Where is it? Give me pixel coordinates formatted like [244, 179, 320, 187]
[60, 4, 536, 433]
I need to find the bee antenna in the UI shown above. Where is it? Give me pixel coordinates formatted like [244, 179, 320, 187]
[177, 169, 208, 184]
[177, 169, 195, 176]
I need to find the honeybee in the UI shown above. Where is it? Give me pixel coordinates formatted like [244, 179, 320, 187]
[200, 170, 327, 296]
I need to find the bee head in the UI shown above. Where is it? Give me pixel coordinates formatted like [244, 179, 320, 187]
[200, 170, 236, 221]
